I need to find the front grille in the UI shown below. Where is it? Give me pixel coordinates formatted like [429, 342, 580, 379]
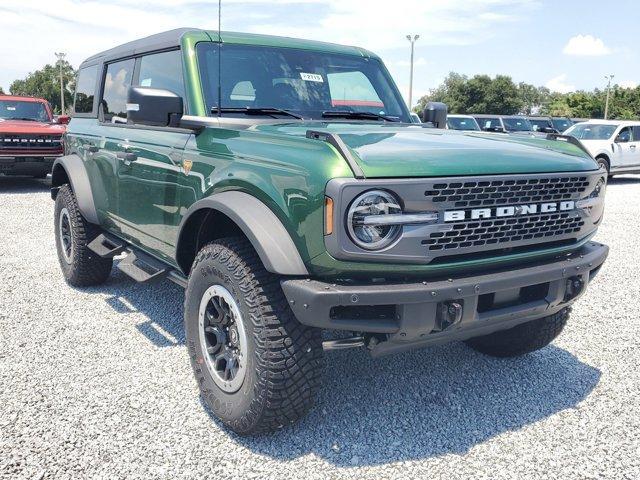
[423, 212, 585, 251]
[425, 176, 591, 208]
[0, 134, 63, 151]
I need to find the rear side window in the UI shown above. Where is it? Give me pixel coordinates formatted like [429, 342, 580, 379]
[633, 126, 640, 141]
[102, 59, 135, 122]
[137, 50, 185, 99]
[74, 65, 99, 114]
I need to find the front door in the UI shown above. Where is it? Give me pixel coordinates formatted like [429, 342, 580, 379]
[98, 49, 190, 262]
[114, 129, 191, 262]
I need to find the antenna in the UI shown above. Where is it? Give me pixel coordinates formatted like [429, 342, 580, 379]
[216, 0, 222, 117]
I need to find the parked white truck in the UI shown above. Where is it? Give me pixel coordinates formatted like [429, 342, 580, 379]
[565, 120, 640, 175]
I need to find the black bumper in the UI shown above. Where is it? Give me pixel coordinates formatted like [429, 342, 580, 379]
[0, 156, 56, 176]
[281, 241, 608, 357]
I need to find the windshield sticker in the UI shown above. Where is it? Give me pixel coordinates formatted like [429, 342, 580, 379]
[300, 72, 324, 83]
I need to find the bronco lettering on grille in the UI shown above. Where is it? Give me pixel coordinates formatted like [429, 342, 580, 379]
[443, 201, 575, 222]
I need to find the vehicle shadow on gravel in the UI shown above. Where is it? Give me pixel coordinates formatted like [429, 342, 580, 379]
[0, 176, 50, 193]
[607, 175, 640, 186]
[98, 271, 601, 467]
[229, 343, 601, 466]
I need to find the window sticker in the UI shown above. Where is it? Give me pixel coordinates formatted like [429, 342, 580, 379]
[300, 72, 324, 83]
[140, 78, 152, 87]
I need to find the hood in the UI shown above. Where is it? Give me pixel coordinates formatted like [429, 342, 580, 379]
[0, 118, 65, 135]
[254, 122, 597, 178]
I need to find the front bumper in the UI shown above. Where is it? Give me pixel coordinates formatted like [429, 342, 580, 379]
[0, 156, 57, 176]
[281, 241, 608, 357]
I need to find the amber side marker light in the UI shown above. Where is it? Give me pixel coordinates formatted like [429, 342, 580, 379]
[324, 196, 334, 235]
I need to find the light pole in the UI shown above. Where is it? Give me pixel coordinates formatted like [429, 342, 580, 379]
[55, 52, 66, 114]
[406, 34, 419, 109]
[604, 74, 614, 120]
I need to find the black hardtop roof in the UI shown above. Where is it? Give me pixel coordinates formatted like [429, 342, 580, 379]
[79, 28, 198, 67]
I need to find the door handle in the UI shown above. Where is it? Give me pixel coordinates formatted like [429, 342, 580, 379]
[631, 145, 637, 150]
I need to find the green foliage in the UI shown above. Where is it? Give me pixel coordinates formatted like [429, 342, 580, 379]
[416, 72, 640, 120]
[9, 61, 76, 114]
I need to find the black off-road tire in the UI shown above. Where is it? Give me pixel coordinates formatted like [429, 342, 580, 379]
[464, 308, 570, 357]
[184, 237, 323, 435]
[54, 184, 112, 286]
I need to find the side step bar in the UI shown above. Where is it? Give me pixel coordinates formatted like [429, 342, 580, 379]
[88, 233, 127, 259]
[89, 233, 189, 286]
[116, 249, 167, 283]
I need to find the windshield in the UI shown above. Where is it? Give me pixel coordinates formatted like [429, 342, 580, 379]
[197, 43, 410, 122]
[502, 117, 532, 132]
[565, 123, 618, 140]
[552, 118, 573, 132]
[447, 116, 479, 131]
[0, 100, 50, 122]
[530, 119, 552, 131]
[476, 117, 502, 130]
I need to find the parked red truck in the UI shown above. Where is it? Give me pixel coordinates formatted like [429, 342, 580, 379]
[0, 94, 67, 178]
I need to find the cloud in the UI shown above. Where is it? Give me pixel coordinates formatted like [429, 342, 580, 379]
[619, 80, 638, 89]
[546, 74, 575, 93]
[562, 35, 612, 56]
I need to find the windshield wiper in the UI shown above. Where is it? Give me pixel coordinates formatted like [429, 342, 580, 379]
[212, 107, 304, 120]
[13, 117, 40, 122]
[321, 110, 400, 122]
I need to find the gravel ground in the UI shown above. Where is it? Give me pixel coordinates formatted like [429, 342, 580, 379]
[0, 175, 639, 480]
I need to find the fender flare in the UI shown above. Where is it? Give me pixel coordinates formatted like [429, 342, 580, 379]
[51, 155, 99, 224]
[178, 191, 309, 276]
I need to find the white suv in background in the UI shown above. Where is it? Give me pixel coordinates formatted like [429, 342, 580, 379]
[565, 120, 640, 174]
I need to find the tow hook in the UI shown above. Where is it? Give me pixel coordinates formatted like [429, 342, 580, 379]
[436, 301, 463, 331]
[564, 276, 585, 301]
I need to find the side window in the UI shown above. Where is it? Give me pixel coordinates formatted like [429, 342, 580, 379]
[326, 71, 384, 109]
[102, 59, 135, 122]
[74, 65, 98, 114]
[616, 127, 631, 143]
[633, 126, 640, 142]
[137, 50, 185, 99]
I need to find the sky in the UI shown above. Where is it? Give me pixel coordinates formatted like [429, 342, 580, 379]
[0, 0, 638, 106]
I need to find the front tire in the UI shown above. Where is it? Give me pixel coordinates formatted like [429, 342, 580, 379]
[464, 308, 570, 357]
[54, 184, 112, 286]
[184, 237, 323, 435]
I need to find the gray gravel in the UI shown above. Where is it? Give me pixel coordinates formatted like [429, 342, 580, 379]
[1, 175, 639, 480]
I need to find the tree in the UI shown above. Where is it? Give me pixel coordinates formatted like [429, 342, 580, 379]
[415, 72, 523, 115]
[415, 72, 640, 120]
[9, 60, 76, 114]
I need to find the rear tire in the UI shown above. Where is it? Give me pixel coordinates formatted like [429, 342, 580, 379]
[464, 308, 570, 357]
[184, 237, 323, 435]
[54, 184, 112, 286]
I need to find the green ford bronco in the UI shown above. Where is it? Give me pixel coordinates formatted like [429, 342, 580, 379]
[51, 28, 608, 434]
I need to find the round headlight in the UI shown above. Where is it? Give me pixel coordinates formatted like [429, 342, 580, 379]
[347, 190, 402, 250]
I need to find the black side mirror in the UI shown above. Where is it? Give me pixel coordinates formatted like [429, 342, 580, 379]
[127, 86, 183, 127]
[541, 127, 558, 134]
[421, 102, 448, 128]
